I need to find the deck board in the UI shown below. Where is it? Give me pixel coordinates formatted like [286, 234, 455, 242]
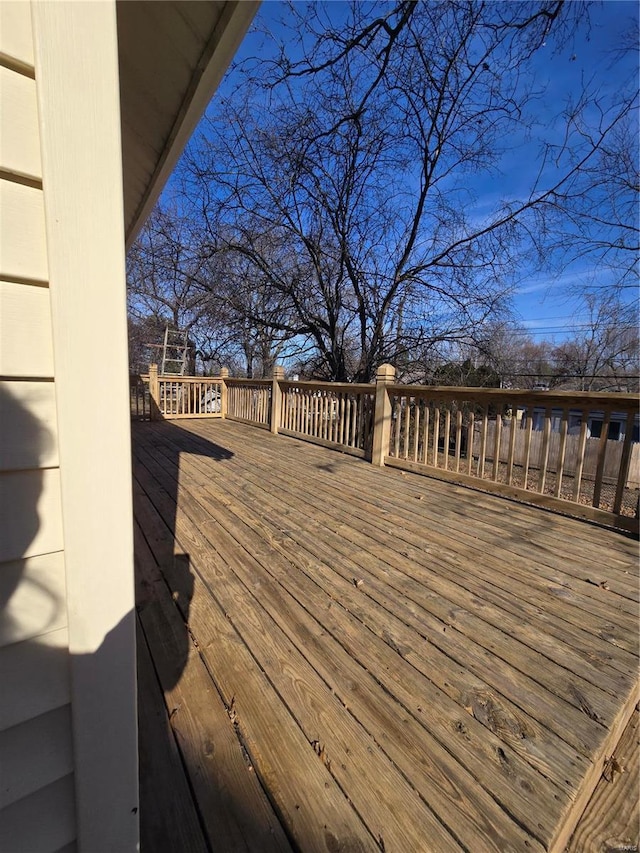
[567, 709, 639, 852]
[135, 521, 293, 853]
[136, 614, 208, 853]
[133, 419, 639, 853]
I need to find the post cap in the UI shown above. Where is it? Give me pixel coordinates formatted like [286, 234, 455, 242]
[272, 365, 285, 379]
[376, 363, 396, 382]
[219, 367, 229, 378]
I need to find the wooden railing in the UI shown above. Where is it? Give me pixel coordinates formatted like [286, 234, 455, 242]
[279, 381, 375, 459]
[225, 378, 272, 428]
[385, 383, 639, 532]
[146, 366, 225, 420]
[130, 374, 150, 420]
[139, 362, 639, 532]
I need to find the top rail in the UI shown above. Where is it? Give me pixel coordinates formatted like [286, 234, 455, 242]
[387, 384, 640, 412]
[225, 377, 272, 387]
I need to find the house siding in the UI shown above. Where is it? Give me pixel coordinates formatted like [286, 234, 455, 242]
[0, 3, 76, 848]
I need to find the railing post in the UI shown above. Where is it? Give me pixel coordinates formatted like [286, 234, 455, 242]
[371, 363, 395, 467]
[271, 365, 285, 434]
[148, 363, 160, 421]
[219, 367, 229, 419]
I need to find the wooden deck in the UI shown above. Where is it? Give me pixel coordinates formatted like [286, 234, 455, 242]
[132, 418, 639, 853]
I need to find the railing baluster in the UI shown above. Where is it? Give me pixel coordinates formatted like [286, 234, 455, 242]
[443, 406, 451, 470]
[613, 417, 635, 514]
[593, 410, 612, 508]
[393, 398, 401, 458]
[402, 398, 411, 459]
[492, 412, 502, 482]
[478, 406, 488, 478]
[522, 410, 532, 489]
[466, 411, 474, 475]
[318, 391, 326, 439]
[506, 408, 517, 485]
[422, 404, 430, 465]
[454, 408, 462, 473]
[538, 407, 552, 493]
[554, 408, 569, 497]
[413, 403, 421, 462]
[432, 405, 440, 468]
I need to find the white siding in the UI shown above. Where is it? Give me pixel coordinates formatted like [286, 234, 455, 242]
[0, 468, 64, 562]
[0, 280, 55, 377]
[0, 7, 75, 850]
[0, 705, 74, 810]
[0, 553, 67, 648]
[0, 1, 35, 69]
[0, 776, 76, 853]
[0, 65, 42, 179]
[0, 381, 58, 468]
[0, 181, 48, 282]
[0, 627, 70, 731]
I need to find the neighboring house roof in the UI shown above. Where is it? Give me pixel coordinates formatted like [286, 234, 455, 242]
[117, 0, 259, 246]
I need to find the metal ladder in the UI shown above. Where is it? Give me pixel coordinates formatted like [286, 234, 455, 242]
[160, 326, 189, 376]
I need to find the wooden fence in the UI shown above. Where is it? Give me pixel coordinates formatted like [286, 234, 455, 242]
[139, 363, 639, 532]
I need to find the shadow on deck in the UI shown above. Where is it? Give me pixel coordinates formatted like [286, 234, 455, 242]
[132, 418, 639, 853]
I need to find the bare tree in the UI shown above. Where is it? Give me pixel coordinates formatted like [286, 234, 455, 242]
[178, 1, 635, 381]
[126, 205, 214, 337]
[552, 296, 639, 391]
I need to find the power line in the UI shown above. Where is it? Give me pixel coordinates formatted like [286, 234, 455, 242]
[495, 327, 638, 337]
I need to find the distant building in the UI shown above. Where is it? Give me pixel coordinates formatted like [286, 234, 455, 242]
[522, 407, 640, 442]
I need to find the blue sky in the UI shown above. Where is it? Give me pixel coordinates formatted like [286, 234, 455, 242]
[172, 1, 638, 345]
[498, 0, 639, 339]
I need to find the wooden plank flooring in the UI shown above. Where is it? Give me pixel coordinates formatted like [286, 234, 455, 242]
[132, 419, 639, 853]
[566, 709, 639, 852]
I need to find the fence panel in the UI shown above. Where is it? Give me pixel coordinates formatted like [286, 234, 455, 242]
[225, 378, 272, 428]
[157, 377, 224, 419]
[385, 385, 639, 531]
[130, 374, 150, 420]
[279, 381, 375, 459]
